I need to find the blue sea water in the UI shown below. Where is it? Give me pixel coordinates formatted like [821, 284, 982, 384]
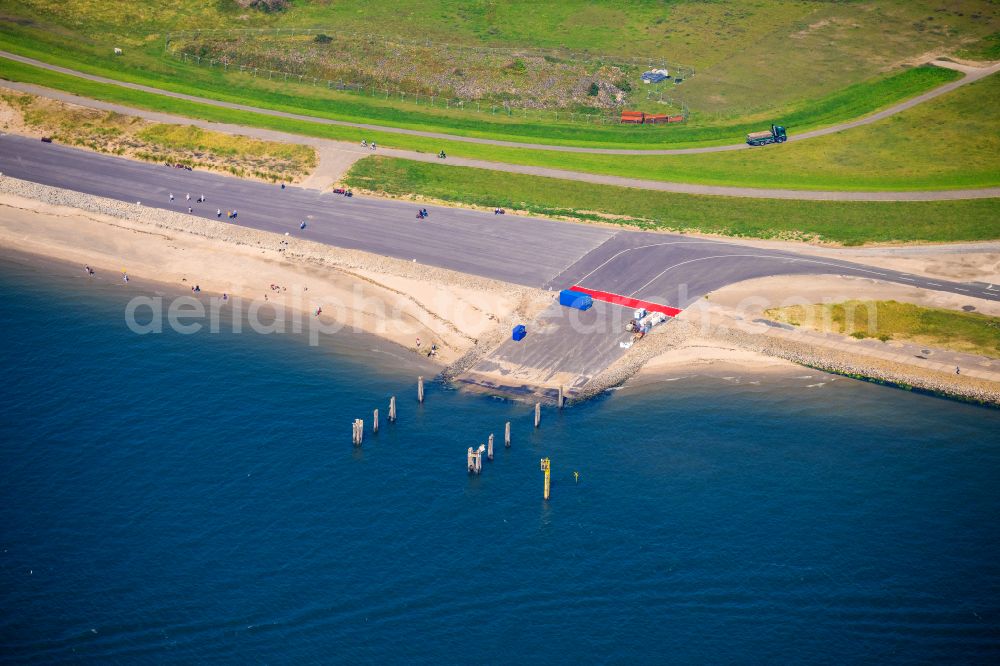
[0, 253, 999, 664]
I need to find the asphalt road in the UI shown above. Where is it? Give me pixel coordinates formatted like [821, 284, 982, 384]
[2, 135, 996, 391]
[3, 135, 993, 303]
[0, 134, 614, 287]
[477, 230, 1000, 391]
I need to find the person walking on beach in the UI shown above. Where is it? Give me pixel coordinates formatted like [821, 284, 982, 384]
[169, 193, 174, 201]
[956, 366, 961, 375]
[188, 206, 193, 213]
[185, 193, 190, 201]
[217, 208, 222, 218]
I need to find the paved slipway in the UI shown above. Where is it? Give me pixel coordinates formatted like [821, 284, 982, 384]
[2, 134, 998, 393]
[2, 51, 1000, 201]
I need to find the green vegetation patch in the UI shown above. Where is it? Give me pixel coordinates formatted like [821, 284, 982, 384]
[0, 0, 991, 148]
[764, 300, 1000, 358]
[344, 157, 1000, 245]
[171, 31, 650, 113]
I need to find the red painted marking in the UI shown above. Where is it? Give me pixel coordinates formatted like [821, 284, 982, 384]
[570, 286, 682, 317]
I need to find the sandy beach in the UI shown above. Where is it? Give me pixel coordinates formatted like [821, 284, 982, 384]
[0, 179, 551, 369]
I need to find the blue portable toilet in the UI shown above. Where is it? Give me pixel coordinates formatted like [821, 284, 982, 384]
[512, 324, 527, 341]
[558, 289, 594, 311]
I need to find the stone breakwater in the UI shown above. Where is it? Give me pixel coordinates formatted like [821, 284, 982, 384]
[584, 317, 998, 406]
[0, 175, 548, 372]
[710, 322, 1000, 406]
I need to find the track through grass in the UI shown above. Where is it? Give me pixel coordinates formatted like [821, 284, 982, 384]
[2, 57, 995, 191]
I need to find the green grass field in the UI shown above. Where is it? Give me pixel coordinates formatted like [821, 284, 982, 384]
[344, 157, 1000, 245]
[0, 26, 964, 150]
[0, 0, 996, 146]
[2, 57, 996, 191]
[764, 300, 1000, 358]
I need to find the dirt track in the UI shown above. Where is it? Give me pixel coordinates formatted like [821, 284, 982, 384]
[2, 50, 998, 202]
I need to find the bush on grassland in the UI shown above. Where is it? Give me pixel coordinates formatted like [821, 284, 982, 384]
[235, 0, 288, 12]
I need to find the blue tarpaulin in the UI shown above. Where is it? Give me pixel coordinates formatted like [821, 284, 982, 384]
[512, 324, 527, 341]
[641, 71, 669, 83]
[558, 289, 593, 311]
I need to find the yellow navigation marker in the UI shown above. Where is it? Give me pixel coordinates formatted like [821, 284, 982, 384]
[540, 457, 551, 500]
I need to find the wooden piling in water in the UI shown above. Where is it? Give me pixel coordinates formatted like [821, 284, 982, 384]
[558, 385, 564, 409]
[488, 434, 494, 460]
[352, 418, 364, 446]
[417, 376, 424, 403]
[540, 457, 551, 500]
[373, 408, 379, 433]
[534, 402, 541, 428]
[468, 444, 485, 474]
[389, 396, 396, 423]
[505, 421, 511, 448]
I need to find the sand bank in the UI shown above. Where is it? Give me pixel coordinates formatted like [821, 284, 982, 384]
[0, 177, 550, 369]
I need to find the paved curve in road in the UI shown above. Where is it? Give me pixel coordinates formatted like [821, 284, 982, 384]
[2, 135, 997, 390]
[2, 51, 1000, 202]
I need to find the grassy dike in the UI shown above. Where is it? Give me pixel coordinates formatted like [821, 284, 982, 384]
[3, 56, 994, 191]
[0, 29, 962, 149]
[764, 301, 1000, 358]
[344, 157, 1000, 245]
[4, 0, 998, 127]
